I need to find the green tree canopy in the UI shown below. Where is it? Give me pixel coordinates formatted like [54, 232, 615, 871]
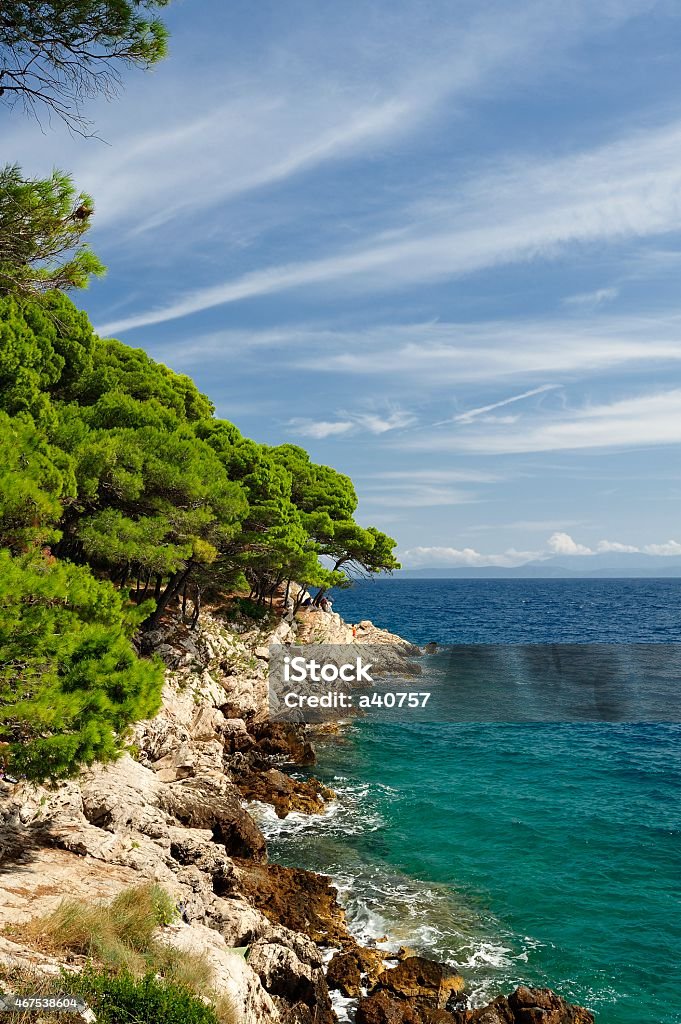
[0, 289, 401, 779]
[0, 165, 105, 298]
[0, 291, 97, 415]
[0, 410, 74, 552]
[0, 549, 163, 780]
[0, 1, 170, 130]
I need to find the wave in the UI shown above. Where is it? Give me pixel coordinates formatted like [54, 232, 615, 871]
[251, 776, 543, 1009]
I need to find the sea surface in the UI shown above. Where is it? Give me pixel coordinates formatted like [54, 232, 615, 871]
[258, 579, 681, 1024]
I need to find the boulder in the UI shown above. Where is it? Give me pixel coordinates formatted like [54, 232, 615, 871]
[356, 991, 423, 1024]
[250, 723, 316, 765]
[248, 938, 334, 1024]
[223, 718, 256, 754]
[234, 862, 349, 946]
[377, 956, 464, 1010]
[236, 768, 335, 818]
[447, 988, 595, 1024]
[507, 987, 594, 1024]
[326, 950, 362, 997]
[326, 942, 385, 995]
[160, 776, 267, 861]
[80, 756, 168, 837]
[157, 921, 281, 1024]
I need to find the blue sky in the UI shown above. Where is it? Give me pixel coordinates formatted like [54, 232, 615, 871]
[6, 0, 681, 567]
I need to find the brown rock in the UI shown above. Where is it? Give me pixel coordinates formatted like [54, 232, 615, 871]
[250, 723, 316, 765]
[326, 950, 362, 997]
[507, 986, 594, 1024]
[450, 1003, 512, 1024]
[248, 938, 334, 1024]
[449, 988, 595, 1024]
[396, 945, 419, 961]
[234, 862, 349, 946]
[236, 768, 335, 818]
[160, 776, 267, 861]
[377, 956, 464, 1010]
[356, 991, 423, 1024]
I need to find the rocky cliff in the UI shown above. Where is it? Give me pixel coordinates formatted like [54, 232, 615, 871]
[0, 604, 594, 1024]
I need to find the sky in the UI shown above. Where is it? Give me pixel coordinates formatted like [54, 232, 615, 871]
[5, 0, 681, 568]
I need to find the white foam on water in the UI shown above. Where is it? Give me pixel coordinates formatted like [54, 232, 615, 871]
[247, 798, 342, 839]
[255, 770, 543, 1011]
[329, 989, 355, 1023]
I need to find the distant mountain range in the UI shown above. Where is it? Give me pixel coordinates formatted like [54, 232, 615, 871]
[396, 552, 681, 578]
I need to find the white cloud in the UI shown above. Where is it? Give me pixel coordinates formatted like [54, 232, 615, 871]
[286, 418, 354, 439]
[370, 469, 502, 483]
[643, 539, 681, 555]
[154, 314, 681, 398]
[596, 540, 640, 553]
[401, 545, 540, 567]
[547, 532, 594, 556]
[96, 114, 681, 334]
[468, 519, 586, 532]
[12, 0, 622, 248]
[401, 533, 681, 567]
[360, 486, 478, 508]
[413, 388, 681, 455]
[564, 286, 620, 307]
[287, 408, 415, 439]
[440, 384, 560, 425]
[352, 411, 417, 434]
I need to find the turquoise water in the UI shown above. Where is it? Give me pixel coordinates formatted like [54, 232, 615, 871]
[262, 580, 681, 1024]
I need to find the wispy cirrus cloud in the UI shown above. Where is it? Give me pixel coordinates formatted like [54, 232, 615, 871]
[151, 312, 681, 385]
[369, 469, 502, 483]
[563, 286, 620, 307]
[287, 408, 415, 439]
[361, 486, 479, 509]
[438, 384, 560, 425]
[97, 114, 681, 334]
[12, 0, 623, 244]
[286, 418, 355, 439]
[410, 388, 681, 455]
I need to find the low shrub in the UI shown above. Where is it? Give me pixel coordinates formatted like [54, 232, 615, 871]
[0, 966, 230, 1024]
[224, 596, 272, 622]
[7, 885, 238, 1023]
[71, 969, 224, 1024]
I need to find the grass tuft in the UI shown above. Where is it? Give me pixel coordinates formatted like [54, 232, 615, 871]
[6, 884, 238, 1024]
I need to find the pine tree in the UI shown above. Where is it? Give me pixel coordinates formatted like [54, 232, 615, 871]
[0, 550, 163, 781]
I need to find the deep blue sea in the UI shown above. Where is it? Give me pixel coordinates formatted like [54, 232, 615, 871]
[258, 580, 681, 1024]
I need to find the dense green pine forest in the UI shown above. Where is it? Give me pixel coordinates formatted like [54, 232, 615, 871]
[0, 3, 399, 785]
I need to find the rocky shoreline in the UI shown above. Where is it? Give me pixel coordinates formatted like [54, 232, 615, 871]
[0, 603, 594, 1023]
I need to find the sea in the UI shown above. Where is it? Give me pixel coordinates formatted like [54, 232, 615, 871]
[255, 579, 681, 1024]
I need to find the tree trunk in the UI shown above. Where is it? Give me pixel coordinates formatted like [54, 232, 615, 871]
[143, 564, 193, 631]
[313, 558, 348, 606]
[191, 585, 201, 629]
